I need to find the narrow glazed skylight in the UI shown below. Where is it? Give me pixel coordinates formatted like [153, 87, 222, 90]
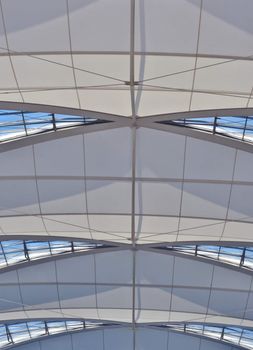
[0, 320, 118, 348]
[154, 323, 253, 350]
[153, 244, 253, 270]
[0, 110, 110, 143]
[158, 116, 253, 143]
[0, 239, 114, 269]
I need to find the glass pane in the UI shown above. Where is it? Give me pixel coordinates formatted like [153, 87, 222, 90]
[8, 323, 30, 343]
[203, 326, 221, 339]
[54, 114, 86, 128]
[197, 245, 219, 259]
[1, 241, 26, 265]
[24, 113, 54, 135]
[0, 111, 26, 141]
[28, 321, 47, 338]
[244, 248, 253, 269]
[50, 241, 72, 255]
[47, 321, 66, 334]
[183, 117, 215, 132]
[218, 246, 243, 266]
[66, 321, 84, 331]
[26, 241, 51, 260]
[223, 327, 242, 344]
[0, 325, 10, 347]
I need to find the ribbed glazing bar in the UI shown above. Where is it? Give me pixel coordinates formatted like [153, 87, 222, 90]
[158, 116, 253, 143]
[154, 323, 253, 350]
[0, 110, 110, 142]
[0, 320, 119, 348]
[154, 244, 253, 270]
[0, 240, 114, 269]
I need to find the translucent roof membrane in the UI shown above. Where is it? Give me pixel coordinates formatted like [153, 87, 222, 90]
[158, 116, 253, 143]
[0, 240, 114, 269]
[0, 110, 110, 142]
[155, 323, 253, 350]
[154, 244, 253, 270]
[0, 320, 118, 348]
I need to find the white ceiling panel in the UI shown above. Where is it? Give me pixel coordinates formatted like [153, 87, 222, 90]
[136, 251, 174, 285]
[59, 284, 96, 308]
[173, 256, 213, 287]
[135, 0, 201, 54]
[38, 179, 86, 214]
[68, 0, 130, 52]
[22, 89, 79, 108]
[171, 288, 209, 314]
[87, 180, 131, 214]
[34, 134, 84, 176]
[199, 0, 253, 56]
[185, 137, 236, 180]
[0, 56, 17, 89]
[136, 128, 185, 179]
[0, 179, 39, 216]
[228, 185, 253, 221]
[85, 127, 131, 177]
[181, 183, 231, 219]
[2, 0, 69, 51]
[135, 181, 182, 216]
[12, 55, 75, 89]
[234, 150, 253, 182]
[208, 290, 248, 318]
[0, 145, 34, 176]
[135, 286, 171, 311]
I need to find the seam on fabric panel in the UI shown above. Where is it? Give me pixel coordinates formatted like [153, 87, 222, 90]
[188, 0, 203, 111]
[220, 149, 238, 241]
[32, 145, 50, 236]
[176, 135, 187, 242]
[0, 0, 24, 103]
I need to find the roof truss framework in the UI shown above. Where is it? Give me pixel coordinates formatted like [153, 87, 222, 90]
[1, 104, 251, 347]
[0, 0, 253, 349]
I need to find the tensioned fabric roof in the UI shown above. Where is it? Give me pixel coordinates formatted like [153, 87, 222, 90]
[0, 0, 253, 349]
[0, 0, 253, 115]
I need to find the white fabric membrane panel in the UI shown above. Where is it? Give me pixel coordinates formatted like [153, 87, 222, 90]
[0, 250, 250, 325]
[135, 0, 201, 54]
[0, 0, 252, 113]
[0, 126, 253, 243]
[199, 0, 253, 57]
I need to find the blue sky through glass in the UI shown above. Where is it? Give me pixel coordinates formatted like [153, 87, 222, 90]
[159, 116, 253, 143]
[0, 110, 107, 142]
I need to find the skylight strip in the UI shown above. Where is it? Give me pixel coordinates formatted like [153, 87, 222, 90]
[0, 320, 119, 348]
[0, 239, 114, 270]
[153, 244, 253, 271]
[158, 116, 253, 144]
[0, 110, 110, 143]
[153, 323, 253, 350]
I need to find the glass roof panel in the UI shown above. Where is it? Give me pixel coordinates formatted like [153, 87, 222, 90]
[0, 109, 111, 143]
[154, 323, 253, 350]
[7, 323, 29, 344]
[24, 112, 54, 135]
[0, 320, 118, 348]
[47, 321, 67, 335]
[27, 321, 46, 339]
[0, 111, 26, 141]
[154, 244, 252, 270]
[158, 116, 253, 144]
[0, 239, 117, 269]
